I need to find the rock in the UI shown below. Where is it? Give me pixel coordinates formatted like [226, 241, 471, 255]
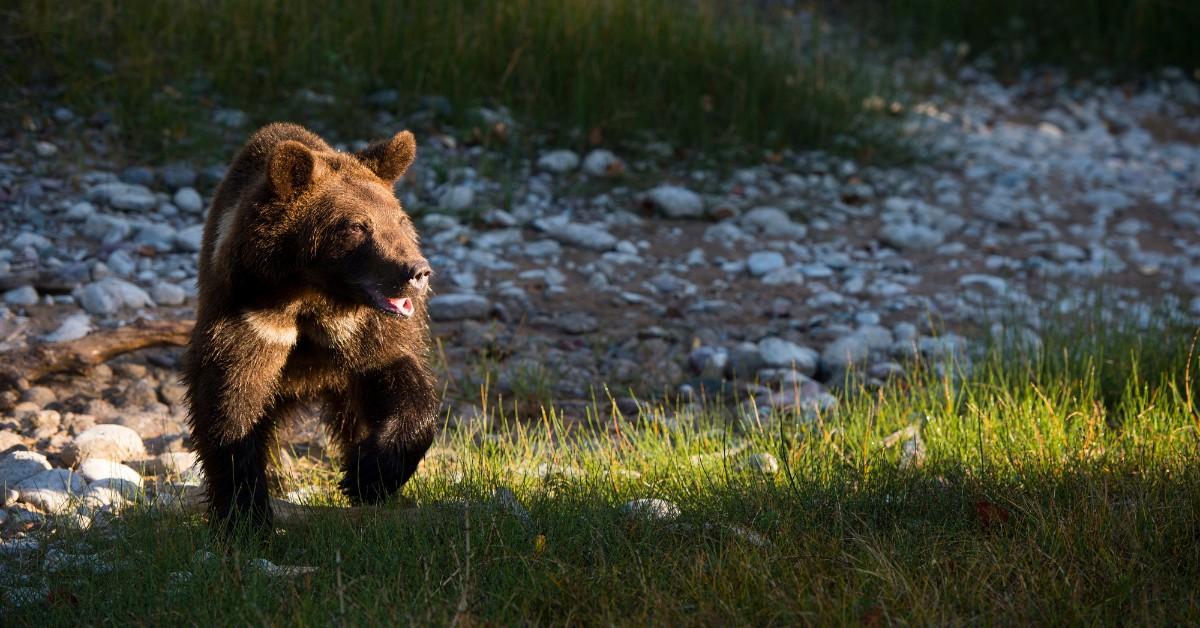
[557, 312, 598, 334]
[82, 213, 133, 244]
[34, 141, 58, 158]
[161, 164, 198, 190]
[119, 166, 156, 187]
[746, 251, 786, 277]
[581, 149, 623, 177]
[742, 452, 780, 474]
[757, 337, 818, 374]
[41, 313, 92, 343]
[0, 431, 24, 455]
[65, 201, 97, 221]
[89, 181, 157, 212]
[21, 386, 56, 407]
[492, 486, 532, 527]
[174, 224, 205, 252]
[428, 294, 490, 321]
[644, 185, 704, 219]
[438, 184, 475, 212]
[153, 451, 201, 480]
[151, 281, 187, 306]
[44, 548, 113, 574]
[542, 221, 617, 251]
[248, 558, 318, 577]
[16, 468, 86, 513]
[134, 223, 178, 252]
[621, 498, 680, 522]
[537, 150, 580, 173]
[167, 188, 202, 215]
[21, 410, 61, 439]
[78, 458, 143, 498]
[879, 223, 944, 251]
[821, 334, 871, 372]
[2, 285, 38, 306]
[741, 207, 807, 239]
[78, 278, 154, 315]
[213, 108, 248, 128]
[0, 450, 52, 489]
[63, 424, 147, 465]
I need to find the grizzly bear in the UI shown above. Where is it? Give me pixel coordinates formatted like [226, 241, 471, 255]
[183, 122, 439, 533]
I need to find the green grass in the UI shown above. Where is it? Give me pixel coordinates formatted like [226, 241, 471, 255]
[3, 314, 1200, 624]
[5, 0, 898, 159]
[854, 0, 1200, 76]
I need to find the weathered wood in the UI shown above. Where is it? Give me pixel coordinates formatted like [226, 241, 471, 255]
[0, 318, 193, 391]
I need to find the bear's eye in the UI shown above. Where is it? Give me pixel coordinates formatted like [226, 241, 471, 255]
[341, 222, 368, 236]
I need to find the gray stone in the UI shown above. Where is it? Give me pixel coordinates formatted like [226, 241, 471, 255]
[134, 223, 178, 252]
[89, 181, 157, 212]
[119, 166, 156, 187]
[644, 185, 704, 218]
[79, 278, 154, 315]
[106, 249, 137, 276]
[880, 223, 944, 251]
[438, 184, 475, 211]
[2, 285, 38, 306]
[79, 458, 143, 499]
[65, 201, 97, 221]
[82, 213, 133, 244]
[34, 141, 58, 158]
[746, 251, 786, 277]
[151, 281, 187, 306]
[741, 206, 807, 239]
[757, 337, 817, 374]
[537, 150, 580, 173]
[20, 386, 56, 407]
[429, 294, 491, 321]
[174, 224, 205, 252]
[542, 221, 617, 251]
[821, 334, 871, 371]
[161, 164, 198, 190]
[581, 149, 621, 176]
[173, 187, 204, 213]
[741, 452, 780, 474]
[11, 232, 52, 252]
[0, 450, 52, 490]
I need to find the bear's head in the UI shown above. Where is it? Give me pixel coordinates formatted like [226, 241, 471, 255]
[267, 131, 431, 318]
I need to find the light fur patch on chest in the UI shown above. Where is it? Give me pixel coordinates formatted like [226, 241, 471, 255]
[242, 310, 299, 346]
[304, 309, 367, 348]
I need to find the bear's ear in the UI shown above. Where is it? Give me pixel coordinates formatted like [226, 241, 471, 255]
[355, 130, 416, 183]
[269, 140, 326, 200]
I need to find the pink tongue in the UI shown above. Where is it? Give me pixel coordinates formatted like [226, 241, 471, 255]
[388, 297, 413, 317]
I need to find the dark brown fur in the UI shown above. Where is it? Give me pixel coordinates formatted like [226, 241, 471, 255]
[184, 123, 438, 533]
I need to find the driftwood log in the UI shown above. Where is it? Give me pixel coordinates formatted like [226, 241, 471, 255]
[0, 318, 194, 393]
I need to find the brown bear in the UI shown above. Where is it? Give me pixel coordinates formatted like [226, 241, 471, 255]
[183, 122, 439, 533]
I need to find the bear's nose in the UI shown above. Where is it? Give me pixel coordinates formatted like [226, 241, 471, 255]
[409, 262, 432, 294]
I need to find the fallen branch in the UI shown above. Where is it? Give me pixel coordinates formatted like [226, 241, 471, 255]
[0, 318, 194, 392]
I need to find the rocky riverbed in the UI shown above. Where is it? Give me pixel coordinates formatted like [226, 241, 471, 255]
[0, 64, 1198, 549]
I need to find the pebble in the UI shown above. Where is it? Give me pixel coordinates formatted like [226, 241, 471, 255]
[64, 424, 147, 465]
[621, 498, 681, 522]
[757, 337, 818, 374]
[820, 334, 872, 372]
[174, 224, 205, 252]
[742, 452, 780, 474]
[0, 450, 53, 490]
[537, 150, 580, 173]
[541, 221, 617, 251]
[16, 468, 86, 513]
[2, 285, 38, 306]
[644, 185, 704, 218]
[35, 141, 59, 158]
[151, 281, 187, 305]
[78, 278, 154, 315]
[173, 187, 204, 213]
[746, 251, 786, 277]
[428, 294, 491, 321]
[581, 149, 623, 176]
[89, 181, 157, 212]
[438, 184, 475, 212]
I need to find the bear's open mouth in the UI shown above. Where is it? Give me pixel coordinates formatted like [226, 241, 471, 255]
[362, 286, 415, 318]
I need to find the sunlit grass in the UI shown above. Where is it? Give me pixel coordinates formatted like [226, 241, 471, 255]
[3, 312, 1199, 623]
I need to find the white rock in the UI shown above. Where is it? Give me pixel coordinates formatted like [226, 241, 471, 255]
[34, 141, 58, 157]
[78, 278, 154, 315]
[79, 458, 143, 493]
[65, 201, 97, 221]
[821, 335, 871, 371]
[742, 452, 780, 474]
[621, 498, 680, 522]
[82, 213, 132, 244]
[173, 187, 204, 213]
[65, 424, 147, 464]
[741, 206, 807, 239]
[0, 450, 52, 490]
[89, 181, 157, 212]
[644, 185, 704, 218]
[17, 468, 86, 513]
[174, 224, 204, 252]
[581, 149, 622, 176]
[537, 150, 580, 173]
[11, 232, 52, 251]
[2, 285, 38, 306]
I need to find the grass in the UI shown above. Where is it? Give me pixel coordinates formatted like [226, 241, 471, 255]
[854, 0, 1200, 76]
[5, 0, 899, 159]
[3, 314, 1200, 624]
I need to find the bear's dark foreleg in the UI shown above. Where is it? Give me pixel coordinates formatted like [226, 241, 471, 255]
[338, 356, 439, 504]
[184, 316, 293, 535]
